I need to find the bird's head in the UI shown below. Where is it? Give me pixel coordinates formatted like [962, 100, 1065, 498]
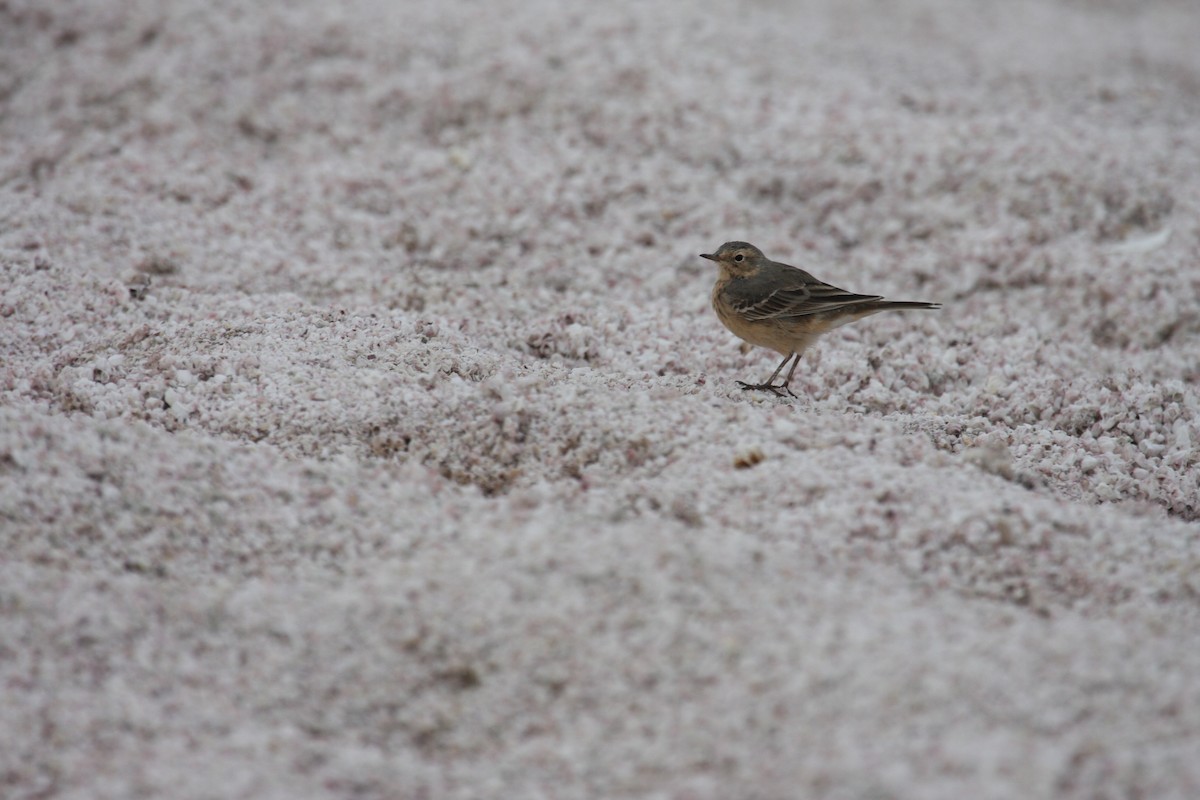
[700, 241, 765, 276]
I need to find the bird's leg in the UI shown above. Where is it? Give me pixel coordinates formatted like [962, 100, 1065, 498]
[778, 352, 804, 397]
[737, 352, 798, 397]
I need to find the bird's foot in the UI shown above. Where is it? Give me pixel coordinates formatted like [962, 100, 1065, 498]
[736, 381, 797, 398]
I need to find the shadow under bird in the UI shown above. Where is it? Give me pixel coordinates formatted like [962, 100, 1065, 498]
[702, 241, 941, 397]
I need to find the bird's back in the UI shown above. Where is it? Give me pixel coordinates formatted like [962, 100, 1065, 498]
[721, 257, 885, 321]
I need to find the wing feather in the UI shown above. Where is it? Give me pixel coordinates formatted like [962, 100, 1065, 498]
[729, 279, 883, 321]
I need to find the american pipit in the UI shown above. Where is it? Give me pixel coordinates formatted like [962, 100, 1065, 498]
[702, 241, 940, 397]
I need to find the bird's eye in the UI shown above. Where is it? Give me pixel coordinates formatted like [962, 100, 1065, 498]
[734, 254, 744, 262]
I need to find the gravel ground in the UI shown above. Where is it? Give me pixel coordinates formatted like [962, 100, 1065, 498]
[2, 0, 1199, 797]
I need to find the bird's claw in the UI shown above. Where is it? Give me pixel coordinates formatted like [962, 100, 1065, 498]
[736, 381, 797, 398]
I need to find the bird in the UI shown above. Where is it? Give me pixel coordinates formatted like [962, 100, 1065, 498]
[702, 241, 940, 397]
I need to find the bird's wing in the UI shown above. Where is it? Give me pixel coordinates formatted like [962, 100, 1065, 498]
[727, 273, 882, 321]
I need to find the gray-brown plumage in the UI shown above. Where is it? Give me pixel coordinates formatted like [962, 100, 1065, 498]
[702, 241, 940, 397]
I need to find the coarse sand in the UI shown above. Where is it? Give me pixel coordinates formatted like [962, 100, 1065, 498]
[2, 0, 1199, 797]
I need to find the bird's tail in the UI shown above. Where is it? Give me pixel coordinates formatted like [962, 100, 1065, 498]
[862, 300, 941, 312]
[820, 298, 941, 330]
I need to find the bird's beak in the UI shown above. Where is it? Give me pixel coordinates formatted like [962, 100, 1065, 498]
[700, 253, 716, 261]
